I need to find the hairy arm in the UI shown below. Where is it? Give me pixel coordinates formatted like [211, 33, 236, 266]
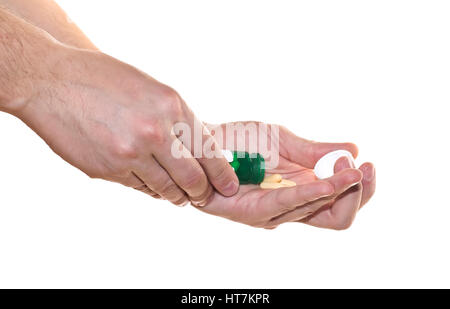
[0, 5, 239, 207]
[0, 0, 96, 50]
[0, 6, 65, 113]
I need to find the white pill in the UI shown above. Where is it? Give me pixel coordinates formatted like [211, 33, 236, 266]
[314, 150, 355, 180]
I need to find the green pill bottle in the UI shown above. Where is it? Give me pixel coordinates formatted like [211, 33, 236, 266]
[222, 150, 265, 185]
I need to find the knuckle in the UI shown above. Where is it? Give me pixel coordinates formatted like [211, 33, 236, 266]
[112, 139, 139, 159]
[182, 171, 207, 192]
[156, 179, 180, 197]
[211, 164, 233, 186]
[160, 87, 183, 117]
[136, 120, 166, 145]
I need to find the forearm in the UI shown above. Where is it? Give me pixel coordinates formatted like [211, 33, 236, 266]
[0, 6, 66, 114]
[0, 0, 96, 50]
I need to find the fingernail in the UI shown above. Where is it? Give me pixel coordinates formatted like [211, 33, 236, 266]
[178, 201, 189, 207]
[191, 201, 202, 208]
[223, 181, 239, 196]
[175, 198, 189, 207]
[366, 165, 375, 182]
[191, 198, 208, 208]
[334, 156, 354, 173]
[337, 157, 351, 170]
[346, 156, 356, 168]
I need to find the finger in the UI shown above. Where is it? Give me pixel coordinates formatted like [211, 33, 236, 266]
[268, 168, 363, 226]
[279, 126, 358, 168]
[121, 173, 162, 199]
[140, 186, 162, 199]
[182, 117, 239, 196]
[261, 181, 335, 219]
[336, 158, 376, 209]
[329, 184, 363, 230]
[135, 156, 189, 207]
[359, 162, 376, 209]
[334, 156, 356, 171]
[154, 139, 213, 206]
[301, 168, 363, 230]
[196, 149, 240, 197]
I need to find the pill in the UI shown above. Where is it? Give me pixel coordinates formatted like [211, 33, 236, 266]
[280, 179, 296, 187]
[314, 150, 355, 180]
[260, 177, 297, 189]
[264, 174, 283, 183]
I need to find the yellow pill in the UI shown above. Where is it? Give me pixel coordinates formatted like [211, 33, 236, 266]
[264, 174, 282, 183]
[280, 179, 296, 187]
[260, 178, 297, 189]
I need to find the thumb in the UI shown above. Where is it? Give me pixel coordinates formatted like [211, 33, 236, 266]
[279, 126, 359, 168]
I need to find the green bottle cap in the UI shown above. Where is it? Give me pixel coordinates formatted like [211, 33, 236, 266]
[232, 151, 265, 185]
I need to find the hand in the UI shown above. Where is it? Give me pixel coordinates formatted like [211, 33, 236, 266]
[14, 45, 239, 206]
[197, 122, 376, 230]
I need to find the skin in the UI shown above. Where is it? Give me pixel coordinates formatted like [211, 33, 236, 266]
[0, 2, 376, 230]
[0, 6, 239, 207]
[0, 0, 97, 50]
[202, 123, 376, 229]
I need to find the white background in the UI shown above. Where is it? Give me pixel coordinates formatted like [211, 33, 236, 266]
[1, 0, 449, 288]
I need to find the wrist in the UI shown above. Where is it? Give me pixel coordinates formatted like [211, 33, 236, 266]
[12, 44, 112, 134]
[1, 43, 71, 116]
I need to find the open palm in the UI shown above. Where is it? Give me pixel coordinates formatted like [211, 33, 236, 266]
[197, 122, 376, 230]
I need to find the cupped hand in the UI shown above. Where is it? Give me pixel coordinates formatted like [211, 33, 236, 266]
[15, 45, 239, 206]
[197, 122, 376, 230]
